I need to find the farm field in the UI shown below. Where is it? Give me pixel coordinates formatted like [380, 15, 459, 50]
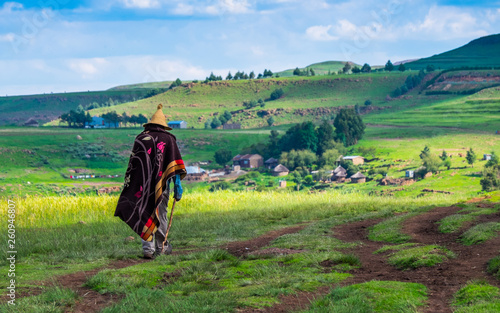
[1, 191, 500, 312]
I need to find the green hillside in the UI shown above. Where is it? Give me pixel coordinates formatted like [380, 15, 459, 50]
[365, 86, 500, 132]
[0, 89, 156, 126]
[405, 33, 500, 70]
[83, 72, 412, 129]
[276, 61, 359, 77]
[108, 81, 173, 90]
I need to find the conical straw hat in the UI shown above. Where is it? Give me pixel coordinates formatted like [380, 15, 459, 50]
[143, 104, 172, 130]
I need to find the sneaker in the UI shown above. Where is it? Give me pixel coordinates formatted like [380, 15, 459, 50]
[164, 241, 173, 255]
[143, 252, 156, 259]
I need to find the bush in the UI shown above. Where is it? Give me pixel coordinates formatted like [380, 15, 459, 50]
[270, 88, 284, 101]
[209, 181, 231, 192]
[364, 99, 372, 106]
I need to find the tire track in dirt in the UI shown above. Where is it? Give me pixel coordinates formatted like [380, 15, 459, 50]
[333, 203, 500, 313]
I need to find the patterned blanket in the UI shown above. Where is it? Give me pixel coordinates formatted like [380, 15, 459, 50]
[114, 125, 186, 241]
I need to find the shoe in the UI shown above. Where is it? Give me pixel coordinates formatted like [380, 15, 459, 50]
[164, 241, 173, 255]
[143, 252, 156, 259]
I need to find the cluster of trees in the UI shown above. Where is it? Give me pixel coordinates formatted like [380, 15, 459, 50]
[481, 152, 499, 191]
[224, 69, 274, 81]
[352, 63, 372, 73]
[293, 67, 315, 76]
[169, 78, 183, 89]
[392, 69, 426, 97]
[60, 110, 92, 128]
[243, 99, 265, 109]
[417, 146, 478, 178]
[204, 110, 233, 129]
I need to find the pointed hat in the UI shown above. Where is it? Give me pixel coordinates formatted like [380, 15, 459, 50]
[143, 104, 172, 130]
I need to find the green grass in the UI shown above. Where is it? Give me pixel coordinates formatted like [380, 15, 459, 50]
[438, 214, 477, 233]
[87, 249, 350, 311]
[460, 222, 500, 245]
[305, 281, 427, 312]
[376, 244, 455, 269]
[487, 256, 500, 280]
[368, 212, 423, 244]
[452, 281, 500, 313]
[0, 287, 77, 313]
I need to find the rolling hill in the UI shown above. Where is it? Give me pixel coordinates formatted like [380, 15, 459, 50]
[404, 33, 500, 70]
[275, 61, 360, 77]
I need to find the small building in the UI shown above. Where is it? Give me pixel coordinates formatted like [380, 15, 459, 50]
[24, 118, 39, 127]
[332, 165, 347, 182]
[223, 123, 241, 130]
[232, 154, 264, 169]
[342, 156, 365, 165]
[168, 120, 187, 129]
[484, 154, 492, 161]
[272, 164, 289, 177]
[406, 170, 415, 178]
[265, 157, 279, 169]
[85, 116, 119, 128]
[279, 180, 287, 188]
[350, 171, 367, 183]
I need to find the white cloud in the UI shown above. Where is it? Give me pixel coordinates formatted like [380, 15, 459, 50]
[1, 2, 23, 12]
[120, 0, 160, 9]
[205, 0, 251, 15]
[171, 3, 194, 15]
[404, 6, 488, 39]
[67, 58, 108, 78]
[0, 33, 15, 42]
[306, 25, 338, 41]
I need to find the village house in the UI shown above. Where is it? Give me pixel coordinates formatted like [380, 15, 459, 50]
[342, 156, 365, 165]
[350, 171, 367, 183]
[24, 118, 39, 127]
[223, 123, 241, 130]
[264, 157, 279, 169]
[232, 154, 264, 169]
[332, 165, 347, 182]
[484, 154, 492, 161]
[184, 166, 208, 182]
[272, 164, 289, 176]
[168, 120, 187, 129]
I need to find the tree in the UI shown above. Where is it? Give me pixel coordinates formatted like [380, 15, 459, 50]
[280, 149, 317, 171]
[357, 146, 377, 158]
[210, 116, 221, 129]
[333, 107, 366, 147]
[440, 150, 448, 161]
[466, 148, 477, 168]
[442, 158, 452, 170]
[485, 152, 499, 168]
[102, 111, 120, 128]
[351, 66, 361, 73]
[422, 155, 441, 174]
[320, 148, 341, 167]
[226, 72, 233, 80]
[309, 68, 315, 76]
[249, 71, 255, 79]
[303, 175, 314, 186]
[243, 99, 258, 109]
[364, 99, 372, 106]
[385, 60, 394, 72]
[361, 63, 371, 73]
[279, 122, 318, 153]
[398, 63, 406, 72]
[267, 116, 275, 126]
[204, 119, 212, 129]
[218, 114, 228, 125]
[420, 145, 431, 159]
[258, 98, 265, 107]
[270, 88, 284, 100]
[342, 63, 352, 74]
[223, 110, 232, 122]
[214, 149, 233, 166]
[315, 120, 335, 156]
[293, 67, 301, 76]
[137, 114, 148, 125]
[426, 64, 435, 72]
[289, 170, 302, 191]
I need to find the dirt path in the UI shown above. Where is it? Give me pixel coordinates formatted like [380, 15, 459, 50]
[332, 203, 500, 313]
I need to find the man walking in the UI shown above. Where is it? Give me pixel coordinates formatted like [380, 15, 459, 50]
[115, 104, 186, 259]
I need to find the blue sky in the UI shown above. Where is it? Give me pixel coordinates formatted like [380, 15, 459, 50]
[0, 0, 499, 95]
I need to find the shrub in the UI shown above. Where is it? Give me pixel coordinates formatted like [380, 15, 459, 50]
[270, 88, 284, 101]
[209, 181, 231, 192]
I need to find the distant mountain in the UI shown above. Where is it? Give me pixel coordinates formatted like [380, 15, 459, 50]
[275, 61, 360, 77]
[404, 33, 500, 70]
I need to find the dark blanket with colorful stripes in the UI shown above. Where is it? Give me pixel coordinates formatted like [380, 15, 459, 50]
[114, 125, 186, 241]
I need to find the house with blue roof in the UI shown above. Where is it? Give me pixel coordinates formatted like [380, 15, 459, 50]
[168, 120, 187, 129]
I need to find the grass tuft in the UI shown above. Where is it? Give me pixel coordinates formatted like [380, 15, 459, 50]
[452, 281, 500, 313]
[460, 222, 500, 245]
[382, 245, 455, 269]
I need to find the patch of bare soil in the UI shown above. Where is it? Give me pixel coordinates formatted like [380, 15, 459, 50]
[224, 224, 308, 257]
[332, 203, 500, 313]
